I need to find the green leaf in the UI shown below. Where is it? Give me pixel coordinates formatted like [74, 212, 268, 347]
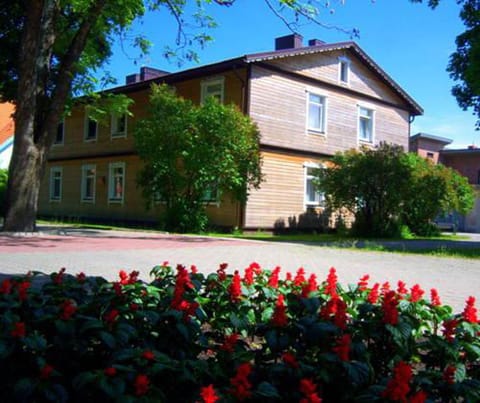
[79, 318, 105, 334]
[344, 361, 371, 386]
[261, 306, 274, 323]
[72, 372, 97, 391]
[13, 378, 36, 402]
[23, 333, 47, 351]
[99, 331, 117, 349]
[256, 381, 280, 398]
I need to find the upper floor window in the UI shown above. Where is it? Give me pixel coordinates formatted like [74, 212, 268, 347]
[49, 167, 62, 202]
[358, 106, 375, 143]
[201, 77, 224, 103]
[307, 92, 327, 133]
[84, 113, 97, 142]
[54, 121, 64, 145]
[304, 164, 325, 207]
[338, 57, 350, 84]
[111, 113, 127, 138]
[81, 164, 96, 203]
[108, 162, 125, 203]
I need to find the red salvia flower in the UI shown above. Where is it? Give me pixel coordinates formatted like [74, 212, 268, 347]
[320, 296, 347, 329]
[134, 374, 150, 396]
[357, 274, 369, 292]
[60, 299, 77, 320]
[282, 352, 299, 368]
[397, 281, 408, 295]
[217, 263, 228, 282]
[381, 282, 391, 295]
[230, 362, 252, 401]
[142, 350, 155, 361]
[285, 272, 292, 282]
[410, 284, 425, 303]
[199, 384, 220, 403]
[325, 267, 338, 297]
[268, 266, 281, 288]
[382, 291, 399, 325]
[11, 322, 26, 338]
[430, 288, 442, 306]
[40, 364, 54, 380]
[410, 390, 428, 403]
[462, 296, 478, 323]
[442, 319, 458, 342]
[229, 271, 242, 302]
[171, 265, 194, 310]
[112, 282, 123, 296]
[53, 267, 66, 285]
[104, 367, 117, 377]
[302, 274, 318, 298]
[0, 279, 12, 294]
[367, 283, 380, 304]
[220, 333, 239, 353]
[130, 303, 139, 311]
[299, 378, 322, 403]
[443, 365, 456, 384]
[17, 280, 30, 301]
[381, 361, 412, 402]
[332, 334, 351, 361]
[104, 309, 119, 324]
[190, 265, 198, 274]
[271, 294, 288, 327]
[243, 265, 255, 286]
[294, 267, 306, 286]
[76, 272, 86, 283]
[119, 270, 129, 285]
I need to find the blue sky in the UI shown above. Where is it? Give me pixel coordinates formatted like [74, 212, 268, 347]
[106, 0, 478, 148]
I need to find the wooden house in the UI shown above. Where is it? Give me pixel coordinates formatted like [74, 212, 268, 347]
[38, 34, 423, 230]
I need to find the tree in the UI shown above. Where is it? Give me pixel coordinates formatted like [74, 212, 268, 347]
[134, 84, 262, 232]
[0, 168, 7, 218]
[411, 0, 480, 128]
[316, 143, 475, 237]
[0, 0, 354, 232]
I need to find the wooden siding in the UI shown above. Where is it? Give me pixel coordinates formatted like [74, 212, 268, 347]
[249, 65, 410, 155]
[38, 156, 240, 227]
[244, 151, 328, 228]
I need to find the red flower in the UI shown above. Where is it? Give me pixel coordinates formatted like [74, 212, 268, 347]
[0, 279, 12, 294]
[382, 291, 399, 326]
[410, 390, 427, 403]
[442, 319, 458, 342]
[367, 283, 380, 304]
[462, 296, 478, 323]
[11, 322, 26, 338]
[397, 281, 408, 295]
[190, 265, 198, 274]
[171, 265, 194, 310]
[324, 267, 338, 297]
[294, 267, 306, 286]
[17, 280, 30, 301]
[76, 272, 86, 283]
[357, 274, 369, 292]
[299, 378, 322, 403]
[112, 282, 123, 296]
[282, 352, 299, 368]
[381, 282, 391, 295]
[320, 296, 348, 330]
[430, 288, 442, 306]
[382, 361, 412, 402]
[104, 367, 117, 377]
[332, 334, 351, 361]
[119, 270, 129, 285]
[220, 333, 239, 353]
[230, 363, 252, 401]
[60, 299, 77, 320]
[130, 303, 139, 311]
[285, 272, 292, 281]
[40, 364, 54, 380]
[142, 350, 155, 361]
[134, 374, 150, 396]
[229, 271, 242, 302]
[243, 265, 255, 286]
[199, 384, 220, 403]
[268, 266, 281, 288]
[53, 268, 66, 285]
[443, 365, 456, 384]
[302, 274, 318, 298]
[271, 294, 288, 327]
[410, 284, 425, 303]
[104, 309, 119, 324]
[217, 263, 228, 282]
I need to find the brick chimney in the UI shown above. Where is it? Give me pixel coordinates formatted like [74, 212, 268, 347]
[275, 34, 303, 50]
[308, 39, 325, 46]
[126, 67, 169, 85]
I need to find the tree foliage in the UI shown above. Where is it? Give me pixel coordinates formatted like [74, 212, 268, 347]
[134, 84, 262, 232]
[316, 143, 475, 237]
[0, 168, 7, 218]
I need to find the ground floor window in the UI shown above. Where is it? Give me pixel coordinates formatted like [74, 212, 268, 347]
[108, 162, 125, 203]
[304, 165, 324, 207]
[49, 167, 63, 202]
[81, 164, 96, 203]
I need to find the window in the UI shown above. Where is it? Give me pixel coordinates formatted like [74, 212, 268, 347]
[338, 57, 350, 84]
[108, 162, 125, 203]
[49, 167, 62, 202]
[84, 113, 97, 141]
[477, 170, 480, 185]
[111, 113, 127, 138]
[201, 184, 219, 203]
[81, 164, 96, 203]
[426, 152, 434, 160]
[307, 92, 327, 133]
[304, 165, 325, 207]
[54, 121, 64, 145]
[201, 77, 224, 103]
[358, 106, 375, 143]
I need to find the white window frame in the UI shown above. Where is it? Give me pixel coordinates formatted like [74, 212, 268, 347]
[111, 113, 127, 139]
[84, 112, 98, 142]
[108, 162, 125, 204]
[304, 162, 325, 208]
[54, 120, 65, 146]
[357, 104, 375, 144]
[306, 91, 327, 134]
[200, 76, 225, 104]
[49, 167, 63, 202]
[81, 164, 96, 203]
[338, 56, 351, 85]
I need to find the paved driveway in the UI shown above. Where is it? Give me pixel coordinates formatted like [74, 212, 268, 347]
[1, 226, 479, 312]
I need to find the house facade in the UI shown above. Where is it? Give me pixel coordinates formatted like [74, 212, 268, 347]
[38, 35, 422, 230]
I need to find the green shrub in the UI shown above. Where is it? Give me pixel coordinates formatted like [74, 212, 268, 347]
[0, 263, 479, 402]
[0, 168, 7, 217]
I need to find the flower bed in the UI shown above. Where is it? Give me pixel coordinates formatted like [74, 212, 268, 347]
[0, 263, 479, 402]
